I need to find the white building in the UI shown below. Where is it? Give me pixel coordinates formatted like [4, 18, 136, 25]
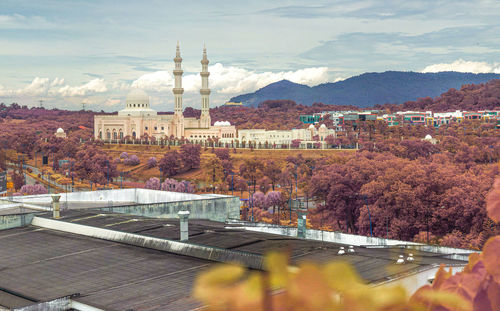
[54, 128, 67, 139]
[237, 124, 335, 148]
[94, 43, 236, 142]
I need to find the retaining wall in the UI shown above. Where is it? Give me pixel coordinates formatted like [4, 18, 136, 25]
[94, 195, 240, 222]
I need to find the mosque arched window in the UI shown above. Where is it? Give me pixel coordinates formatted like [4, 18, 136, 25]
[119, 131, 123, 139]
[99, 131, 102, 139]
[132, 131, 136, 138]
[113, 132, 117, 140]
[106, 131, 111, 139]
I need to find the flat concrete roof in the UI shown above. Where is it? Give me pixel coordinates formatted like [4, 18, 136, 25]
[0, 210, 467, 310]
[0, 225, 208, 310]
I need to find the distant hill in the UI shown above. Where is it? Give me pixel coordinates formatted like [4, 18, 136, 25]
[229, 71, 500, 107]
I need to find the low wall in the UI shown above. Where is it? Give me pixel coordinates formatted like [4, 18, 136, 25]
[10, 189, 230, 205]
[0, 213, 36, 230]
[94, 196, 240, 222]
[229, 221, 476, 261]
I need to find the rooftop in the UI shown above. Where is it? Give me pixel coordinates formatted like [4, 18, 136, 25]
[0, 209, 468, 310]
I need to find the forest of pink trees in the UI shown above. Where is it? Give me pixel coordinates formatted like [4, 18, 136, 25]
[0, 80, 499, 249]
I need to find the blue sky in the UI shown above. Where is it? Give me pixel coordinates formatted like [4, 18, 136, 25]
[0, 0, 499, 111]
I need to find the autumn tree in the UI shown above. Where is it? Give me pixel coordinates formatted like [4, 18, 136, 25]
[263, 160, 281, 191]
[180, 144, 201, 171]
[158, 151, 182, 178]
[239, 158, 264, 193]
[202, 155, 224, 191]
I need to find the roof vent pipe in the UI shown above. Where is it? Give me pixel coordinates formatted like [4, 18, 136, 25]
[338, 247, 345, 255]
[406, 253, 414, 262]
[178, 207, 190, 241]
[348, 245, 355, 253]
[396, 255, 405, 264]
[51, 194, 61, 219]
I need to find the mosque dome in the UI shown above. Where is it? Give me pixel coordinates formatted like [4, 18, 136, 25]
[56, 128, 64, 133]
[424, 134, 432, 140]
[308, 124, 315, 129]
[125, 88, 149, 109]
[320, 124, 327, 128]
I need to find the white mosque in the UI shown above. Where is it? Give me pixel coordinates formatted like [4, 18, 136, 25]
[94, 43, 237, 142]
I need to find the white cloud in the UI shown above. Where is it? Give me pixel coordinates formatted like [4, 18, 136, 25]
[1, 65, 331, 110]
[0, 84, 8, 97]
[19, 77, 51, 96]
[111, 81, 129, 91]
[131, 71, 173, 91]
[104, 98, 121, 107]
[209, 64, 329, 94]
[422, 59, 500, 74]
[0, 14, 55, 29]
[0, 77, 107, 98]
[50, 78, 65, 87]
[131, 63, 330, 95]
[57, 78, 108, 96]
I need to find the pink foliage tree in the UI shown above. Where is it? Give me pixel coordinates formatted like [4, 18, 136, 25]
[20, 184, 48, 195]
[145, 177, 161, 190]
[124, 154, 140, 166]
[161, 178, 195, 193]
[147, 157, 157, 168]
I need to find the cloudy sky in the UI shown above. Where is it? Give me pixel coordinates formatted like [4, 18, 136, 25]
[1, 0, 499, 111]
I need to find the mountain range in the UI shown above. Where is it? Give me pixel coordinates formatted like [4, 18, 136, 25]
[228, 71, 500, 107]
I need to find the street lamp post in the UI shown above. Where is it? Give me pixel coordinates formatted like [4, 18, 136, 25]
[106, 160, 110, 188]
[426, 206, 430, 244]
[69, 161, 74, 192]
[47, 173, 51, 194]
[294, 163, 298, 200]
[247, 180, 254, 222]
[362, 195, 373, 237]
[230, 172, 235, 196]
[288, 184, 293, 223]
[212, 164, 215, 194]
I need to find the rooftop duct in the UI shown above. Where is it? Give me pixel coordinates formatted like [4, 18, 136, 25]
[178, 207, 190, 241]
[51, 194, 61, 219]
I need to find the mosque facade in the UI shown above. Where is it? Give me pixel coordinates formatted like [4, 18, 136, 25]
[94, 44, 236, 142]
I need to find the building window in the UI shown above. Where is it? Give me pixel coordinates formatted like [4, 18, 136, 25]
[132, 131, 136, 138]
[161, 127, 164, 130]
[154, 126, 157, 130]
[119, 132, 123, 139]
[145, 126, 148, 130]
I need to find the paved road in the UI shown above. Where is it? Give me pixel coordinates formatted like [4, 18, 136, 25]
[8, 163, 86, 193]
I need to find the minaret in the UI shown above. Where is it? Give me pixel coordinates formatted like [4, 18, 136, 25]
[172, 41, 184, 137]
[200, 44, 211, 128]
